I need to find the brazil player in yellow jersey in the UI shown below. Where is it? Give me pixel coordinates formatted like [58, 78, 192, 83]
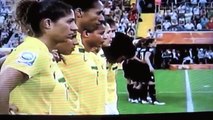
[91, 17, 136, 115]
[51, 39, 80, 115]
[82, 23, 108, 114]
[101, 19, 119, 115]
[1, 22, 79, 115]
[93, 18, 120, 115]
[51, 58, 79, 115]
[102, 32, 136, 114]
[58, 23, 107, 115]
[59, 0, 106, 115]
[0, 0, 77, 114]
[91, 20, 117, 114]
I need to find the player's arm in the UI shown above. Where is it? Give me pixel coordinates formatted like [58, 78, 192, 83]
[0, 67, 28, 114]
[132, 55, 142, 62]
[132, 53, 145, 63]
[145, 51, 154, 72]
[0, 48, 13, 55]
[0, 48, 13, 69]
[0, 56, 7, 69]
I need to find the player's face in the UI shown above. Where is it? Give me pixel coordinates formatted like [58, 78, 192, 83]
[110, 25, 117, 38]
[103, 24, 112, 47]
[81, 1, 104, 30]
[87, 25, 105, 50]
[50, 9, 78, 43]
[55, 38, 78, 55]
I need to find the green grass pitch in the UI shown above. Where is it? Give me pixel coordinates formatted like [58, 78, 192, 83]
[116, 69, 213, 114]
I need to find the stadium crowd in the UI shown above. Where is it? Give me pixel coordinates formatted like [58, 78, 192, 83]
[101, 0, 140, 38]
[0, 0, 140, 57]
[159, 47, 213, 69]
[0, 0, 24, 49]
[155, 0, 213, 31]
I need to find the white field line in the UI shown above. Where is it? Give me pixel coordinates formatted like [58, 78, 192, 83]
[185, 70, 194, 112]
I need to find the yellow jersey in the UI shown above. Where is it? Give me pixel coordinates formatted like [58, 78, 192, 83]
[106, 63, 118, 104]
[58, 32, 107, 115]
[50, 61, 79, 115]
[2, 36, 57, 114]
[96, 49, 118, 104]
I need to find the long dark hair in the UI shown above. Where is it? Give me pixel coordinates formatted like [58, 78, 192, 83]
[16, 0, 73, 36]
[62, 0, 99, 12]
[103, 32, 136, 63]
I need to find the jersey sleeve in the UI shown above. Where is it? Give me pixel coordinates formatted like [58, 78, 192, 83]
[3, 49, 42, 78]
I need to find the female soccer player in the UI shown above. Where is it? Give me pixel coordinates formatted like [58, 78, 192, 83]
[58, 0, 107, 115]
[0, 0, 77, 114]
[141, 38, 165, 105]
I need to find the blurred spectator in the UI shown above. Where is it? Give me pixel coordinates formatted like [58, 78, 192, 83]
[200, 15, 209, 28]
[122, 10, 129, 19]
[113, 6, 122, 22]
[193, 20, 203, 30]
[147, 29, 154, 38]
[184, 7, 193, 23]
[197, 48, 206, 64]
[154, 26, 163, 38]
[171, 49, 181, 64]
[178, 3, 186, 17]
[140, 0, 155, 13]
[184, 21, 195, 30]
[207, 48, 213, 63]
[120, 15, 129, 25]
[167, 0, 178, 6]
[170, 10, 178, 22]
[205, 16, 213, 30]
[162, 20, 171, 30]
[117, 21, 126, 33]
[157, 0, 213, 31]
[205, 48, 213, 63]
[191, 0, 198, 7]
[199, 7, 207, 17]
[128, 3, 139, 23]
[170, 18, 178, 31]
[0, 15, 5, 25]
[182, 48, 194, 64]
[161, 49, 172, 68]
[112, 0, 122, 10]
[199, 0, 207, 8]
[155, 11, 163, 25]
[103, 0, 113, 19]
[193, 6, 200, 17]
